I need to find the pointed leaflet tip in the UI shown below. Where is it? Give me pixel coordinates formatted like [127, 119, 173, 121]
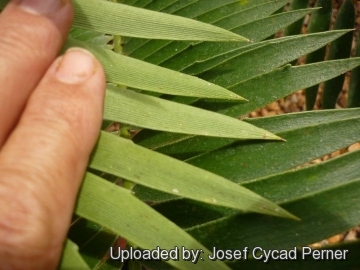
[229, 94, 248, 101]
[237, 36, 250, 43]
[275, 207, 301, 221]
[258, 200, 300, 221]
[242, 97, 249, 102]
[278, 210, 301, 221]
[201, 82, 245, 100]
[261, 133, 284, 141]
[74, 0, 250, 42]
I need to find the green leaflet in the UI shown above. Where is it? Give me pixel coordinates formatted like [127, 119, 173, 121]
[133, 109, 360, 205]
[123, 0, 280, 56]
[322, 0, 355, 109]
[158, 0, 198, 14]
[104, 85, 282, 140]
[70, 28, 113, 49]
[76, 172, 231, 270]
[70, 28, 107, 42]
[134, 59, 360, 155]
[158, 6, 310, 70]
[210, 57, 360, 115]
[183, 9, 318, 75]
[202, 30, 349, 88]
[166, 29, 347, 104]
[64, 38, 244, 100]
[187, 175, 360, 257]
[174, 0, 266, 18]
[128, 0, 288, 63]
[59, 239, 90, 270]
[68, 219, 120, 269]
[283, 0, 309, 37]
[145, 150, 360, 253]
[72, 0, 247, 41]
[121, 0, 198, 51]
[136, 150, 360, 268]
[212, 57, 360, 115]
[348, 33, 360, 107]
[134, 0, 160, 8]
[185, 111, 360, 181]
[304, 0, 332, 110]
[142, 0, 179, 11]
[243, 150, 360, 203]
[122, 0, 138, 5]
[89, 131, 297, 220]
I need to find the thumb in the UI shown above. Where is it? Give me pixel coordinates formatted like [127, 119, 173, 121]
[0, 48, 105, 269]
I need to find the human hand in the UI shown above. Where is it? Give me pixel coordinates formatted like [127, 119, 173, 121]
[0, 1, 105, 269]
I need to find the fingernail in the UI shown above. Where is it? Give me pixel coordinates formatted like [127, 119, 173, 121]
[18, 0, 66, 15]
[55, 48, 96, 85]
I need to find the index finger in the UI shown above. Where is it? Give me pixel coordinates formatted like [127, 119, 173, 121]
[0, 0, 73, 146]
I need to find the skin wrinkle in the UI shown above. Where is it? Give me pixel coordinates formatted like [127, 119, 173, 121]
[23, 95, 95, 158]
[0, 160, 73, 234]
[0, 235, 55, 268]
[25, 100, 87, 147]
[0, 229, 53, 267]
[0, 20, 56, 64]
[0, 173, 53, 246]
[0, 3, 67, 63]
[1, 235, 60, 270]
[0, 127, 85, 198]
[0, 149, 77, 268]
